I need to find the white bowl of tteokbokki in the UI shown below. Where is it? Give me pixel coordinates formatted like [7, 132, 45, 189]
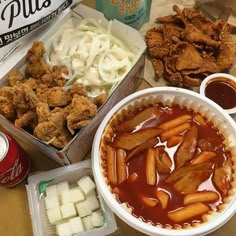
[91, 87, 236, 236]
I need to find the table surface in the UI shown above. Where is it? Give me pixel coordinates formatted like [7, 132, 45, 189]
[0, 0, 236, 235]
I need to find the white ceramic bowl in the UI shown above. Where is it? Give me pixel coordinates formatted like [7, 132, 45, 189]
[199, 73, 236, 115]
[92, 87, 236, 236]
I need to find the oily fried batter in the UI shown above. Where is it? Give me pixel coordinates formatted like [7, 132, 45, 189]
[145, 5, 236, 87]
[0, 41, 106, 149]
[66, 95, 97, 135]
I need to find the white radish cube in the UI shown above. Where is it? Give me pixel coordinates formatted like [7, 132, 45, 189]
[75, 200, 92, 217]
[57, 181, 70, 195]
[57, 222, 72, 236]
[60, 191, 71, 205]
[45, 185, 58, 197]
[87, 189, 96, 197]
[77, 176, 96, 195]
[69, 216, 84, 234]
[70, 188, 85, 203]
[56, 220, 69, 235]
[86, 194, 100, 211]
[61, 188, 85, 205]
[60, 203, 77, 219]
[91, 211, 104, 228]
[47, 207, 62, 225]
[45, 195, 60, 210]
[82, 215, 93, 231]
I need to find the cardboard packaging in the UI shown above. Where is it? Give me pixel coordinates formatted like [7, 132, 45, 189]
[0, 4, 146, 165]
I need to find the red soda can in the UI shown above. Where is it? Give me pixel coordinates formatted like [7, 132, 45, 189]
[0, 132, 30, 187]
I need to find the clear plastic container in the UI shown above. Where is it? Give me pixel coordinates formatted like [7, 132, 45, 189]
[26, 159, 117, 236]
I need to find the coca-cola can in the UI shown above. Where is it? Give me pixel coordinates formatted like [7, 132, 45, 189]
[0, 132, 30, 187]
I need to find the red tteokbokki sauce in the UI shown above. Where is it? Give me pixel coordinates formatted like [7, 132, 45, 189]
[101, 104, 233, 227]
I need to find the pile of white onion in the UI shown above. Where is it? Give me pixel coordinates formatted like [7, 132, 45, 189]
[46, 18, 136, 97]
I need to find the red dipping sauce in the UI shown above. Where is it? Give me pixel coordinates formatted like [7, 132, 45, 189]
[205, 78, 236, 110]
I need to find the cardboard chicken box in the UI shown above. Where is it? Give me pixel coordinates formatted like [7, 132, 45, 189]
[0, 4, 146, 165]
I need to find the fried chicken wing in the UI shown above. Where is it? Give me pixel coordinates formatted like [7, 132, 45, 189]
[15, 110, 37, 128]
[183, 24, 220, 48]
[46, 87, 68, 107]
[176, 43, 203, 70]
[26, 41, 45, 62]
[216, 23, 236, 71]
[34, 103, 66, 144]
[66, 95, 97, 135]
[7, 70, 25, 86]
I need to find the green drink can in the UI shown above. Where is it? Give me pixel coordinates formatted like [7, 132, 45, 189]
[96, 0, 152, 30]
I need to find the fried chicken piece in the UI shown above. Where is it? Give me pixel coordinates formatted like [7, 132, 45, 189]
[176, 43, 203, 70]
[26, 41, 45, 63]
[216, 23, 236, 71]
[15, 110, 37, 128]
[23, 78, 40, 90]
[50, 127, 73, 149]
[93, 93, 107, 108]
[40, 72, 54, 86]
[145, 27, 164, 48]
[34, 103, 66, 143]
[25, 58, 51, 79]
[181, 59, 219, 75]
[46, 87, 68, 107]
[149, 43, 170, 59]
[66, 83, 88, 102]
[173, 5, 190, 26]
[150, 58, 164, 78]
[7, 70, 24, 86]
[0, 96, 16, 120]
[182, 75, 202, 87]
[0, 86, 16, 120]
[183, 24, 220, 48]
[166, 72, 183, 87]
[156, 14, 180, 24]
[51, 65, 68, 87]
[66, 95, 97, 135]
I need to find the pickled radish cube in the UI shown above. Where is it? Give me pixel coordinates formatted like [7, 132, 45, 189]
[60, 191, 71, 205]
[77, 176, 95, 195]
[87, 189, 96, 196]
[60, 203, 77, 219]
[57, 222, 72, 236]
[45, 185, 58, 197]
[82, 215, 93, 231]
[47, 207, 62, 225]
[75, 200, 92, 217]
[61, 188, 85, 205]
[56, 182, 70, 195]
[86, 193, 100, 211]
[45, 195, 60, 210]
[70, 188, 85, 203]
[69, 216, 84, 234]
[91, 211, 104, 228]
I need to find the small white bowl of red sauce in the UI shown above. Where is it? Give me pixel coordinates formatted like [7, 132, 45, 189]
[200, 73, 236, 115]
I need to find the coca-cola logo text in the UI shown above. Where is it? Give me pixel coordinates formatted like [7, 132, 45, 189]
[1, 0, 51, 28]
[0, 155, 23, 184]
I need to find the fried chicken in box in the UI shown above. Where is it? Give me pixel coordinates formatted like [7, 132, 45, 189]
[145, 5, 236, 87]
[0, 41, 106, 149]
